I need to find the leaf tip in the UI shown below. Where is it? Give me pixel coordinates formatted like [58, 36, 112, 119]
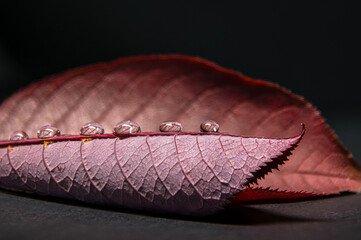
[245, 124, 306, 187]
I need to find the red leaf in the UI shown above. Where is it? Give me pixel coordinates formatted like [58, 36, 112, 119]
[231, 187, 319, 203]
[0, 131, 303, 216]
[0, 55, 360, 199]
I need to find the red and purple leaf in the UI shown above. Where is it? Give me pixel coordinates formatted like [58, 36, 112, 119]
[0, 55, 360, 213]
[0, 130, 303, 215]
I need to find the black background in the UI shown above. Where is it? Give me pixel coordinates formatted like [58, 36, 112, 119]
[0, 1, 360, 239]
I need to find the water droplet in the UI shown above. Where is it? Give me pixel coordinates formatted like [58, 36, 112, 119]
[10, 131, 29, 141]
[37, 125, 61, 139]
[114, 120, 141, 134]
[200, 120, 219, 132]
[159, 121, 182, 132]
[80, 122, 104, 135]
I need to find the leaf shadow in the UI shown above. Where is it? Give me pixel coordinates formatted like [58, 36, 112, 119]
[0, 188, 333, 225]
[175, 206, 319, 225]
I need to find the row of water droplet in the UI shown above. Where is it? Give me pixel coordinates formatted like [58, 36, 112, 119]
[9, 120, 220, 141]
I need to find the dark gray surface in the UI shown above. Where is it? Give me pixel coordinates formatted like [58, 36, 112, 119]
[1, 189, 361, 240]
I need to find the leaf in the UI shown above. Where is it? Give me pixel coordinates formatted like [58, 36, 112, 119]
[0, 55, 360, 196]
[231, 187, 319, 203]
[0, 131, 303, 216]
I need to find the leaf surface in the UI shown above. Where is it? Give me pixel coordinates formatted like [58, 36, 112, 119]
[0, 55, 360, 197]
[0, 132, 303, 215]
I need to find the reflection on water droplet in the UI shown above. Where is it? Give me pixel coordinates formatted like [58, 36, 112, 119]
[10, 131, 29, 141]
[80, 122, 104, 135]
[114, 120, 141, 134]
[159, 121, 182, 132]
[200, 120, 219, 132]
[37, 125, 61, 139]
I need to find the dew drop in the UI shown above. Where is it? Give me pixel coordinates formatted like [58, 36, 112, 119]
[113, 120, 141, 134]
[80, 122, 104, 135]
[200, 120, 219, 132]
[9, 130, 29, 141]
[37, 125, 61, 139]
[159, 121, 182, 132]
